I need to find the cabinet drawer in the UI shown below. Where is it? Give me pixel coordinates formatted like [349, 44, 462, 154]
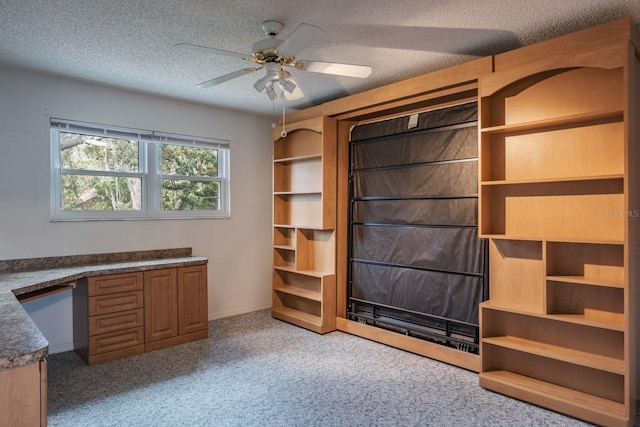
[89, 308, 144, 336]
[88, 272, 143, 296]
[89, 290, 143, 316]
[89, 327, 144, 355]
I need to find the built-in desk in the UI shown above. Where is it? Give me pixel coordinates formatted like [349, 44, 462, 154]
[0, 248, 208, 426]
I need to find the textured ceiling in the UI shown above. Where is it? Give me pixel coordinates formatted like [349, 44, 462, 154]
[1, 0, 640, 117]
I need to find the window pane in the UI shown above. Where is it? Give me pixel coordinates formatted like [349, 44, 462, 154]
[60, 132, 139, 172]
[161, 180, 219, 210]
[160, 144, 218, 177]
[61, 174, 142, 211]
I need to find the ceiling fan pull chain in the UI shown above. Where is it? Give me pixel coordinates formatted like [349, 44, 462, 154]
[281, 88, 288, 138]
[271, 96, 277, 129]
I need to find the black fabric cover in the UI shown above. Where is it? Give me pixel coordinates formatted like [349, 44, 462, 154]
[351, 102, 479, 142]
[351, 225, 484, 275]
[353, 160, 478, 198]
[352, 126, 478, 170]
[353, 198, 478, 227]
[348, 102, 486, 327]
[351, 262, 484, 325]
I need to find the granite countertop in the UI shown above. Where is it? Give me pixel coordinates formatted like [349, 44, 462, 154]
[0, 248, 207, 371]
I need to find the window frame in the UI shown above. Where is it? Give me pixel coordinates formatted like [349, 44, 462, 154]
[50, 119, 230, 221]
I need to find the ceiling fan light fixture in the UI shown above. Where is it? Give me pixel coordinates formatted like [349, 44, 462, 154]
[280, 78, 296, 94]
[253, 76, 268, 92]
[260, 20, 283, 38]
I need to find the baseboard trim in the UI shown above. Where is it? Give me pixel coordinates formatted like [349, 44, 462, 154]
[208, 303, 272, 321]
[49, 342, 74, 355]
[336, 317, 479, 372]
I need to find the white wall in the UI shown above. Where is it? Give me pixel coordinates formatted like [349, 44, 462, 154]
[0, 64, 274, 353]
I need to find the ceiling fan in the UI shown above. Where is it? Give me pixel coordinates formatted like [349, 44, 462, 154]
[176, 21, 373, 101]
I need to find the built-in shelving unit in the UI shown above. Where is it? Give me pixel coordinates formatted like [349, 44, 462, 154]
[272, 116, 337, 333]
[478, 19, 638, 426]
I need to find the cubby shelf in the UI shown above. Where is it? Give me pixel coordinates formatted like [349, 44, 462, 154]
[483, 336, 625, 374]
[479, 371, 627, 425]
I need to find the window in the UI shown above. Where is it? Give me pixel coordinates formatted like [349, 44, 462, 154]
[50, 119, 230, 220]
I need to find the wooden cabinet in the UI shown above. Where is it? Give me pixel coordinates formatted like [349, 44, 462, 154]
[178, 265, 210, 335]
[0, 360, 47, 427]
[144, 268, 178, 344]
[272, 116, 337, 333]
[74, 272, 145, 365]
[73, 265, 208, 364]
[478, 19, 638, 426]
[144, 265, 209, 352]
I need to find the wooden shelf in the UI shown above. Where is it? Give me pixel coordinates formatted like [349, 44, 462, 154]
[273, 244, 295, 251]
[273, 154, 322, 164]
[479, 234, 625, 245]
[274, 224, 335, 231]
[546, 275, 624, 288]
[479, 370, 627, 426]
[274, 191, 322, 196]
[480, 109, 623, 135]
[481, 301, 625, 331]
[271, 305, 323, 330]
[273, 284, 322, 302]
[543, 313, 625, 331]
[480, 174, 624, 186]
[483, 336, 624, 374]
[273, 265, 334, 278]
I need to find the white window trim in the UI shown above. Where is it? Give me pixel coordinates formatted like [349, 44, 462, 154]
[50, 119, 230, 221]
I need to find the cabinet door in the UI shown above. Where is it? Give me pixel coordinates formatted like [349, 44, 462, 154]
[0, 362, 44, 426]
[144, 268, 178, 342]
[177, 265, 208, 335]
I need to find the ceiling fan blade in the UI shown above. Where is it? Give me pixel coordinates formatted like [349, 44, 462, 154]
[276, 23, 325, 57]
[294, 60, 372, 78]
[280, 71, 305, 100]
[175, 43, 250, 60]
[196, 68, 258, 88]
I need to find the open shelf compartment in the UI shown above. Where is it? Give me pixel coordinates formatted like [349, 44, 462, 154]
[273, 158, 323, 193]
[273, 127, 322, 161]
[481, 305, 625, 362]
[479, 179, 624, 241]
[480, 120, 624, 183]
[479, 370, 627, 426]
[479, 66, 624, 130]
